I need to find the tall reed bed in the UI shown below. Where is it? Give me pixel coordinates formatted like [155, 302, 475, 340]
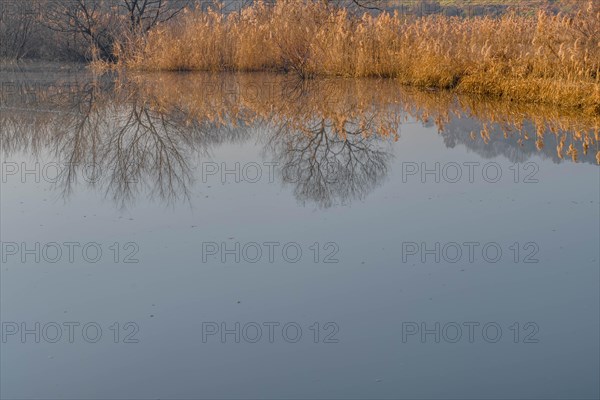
[118, 0, 600, 113]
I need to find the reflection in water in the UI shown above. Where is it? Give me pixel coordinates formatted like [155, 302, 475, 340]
[1, 66, 598, 208]
[268, 111, 392, 208]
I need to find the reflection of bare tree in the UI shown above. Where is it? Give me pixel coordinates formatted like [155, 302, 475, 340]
[1, 68, 213, 207]
[267, 116, 391, 207]
[266, 78, 397, 206]
[97, 97, 193, 205]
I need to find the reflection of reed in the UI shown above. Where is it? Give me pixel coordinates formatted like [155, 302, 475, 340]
[1, 70, 598, 207]
[130, 72, 599, 164]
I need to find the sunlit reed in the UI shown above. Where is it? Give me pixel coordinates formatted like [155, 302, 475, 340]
[115, 0, 600, 114]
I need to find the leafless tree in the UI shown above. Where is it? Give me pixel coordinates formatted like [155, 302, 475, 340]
[324, 0, 384, 13]
[41, 0, 190, 61]
[119, 0, 190, 32]
[42, 0, 117, 60]
[0, 2, 40, 59]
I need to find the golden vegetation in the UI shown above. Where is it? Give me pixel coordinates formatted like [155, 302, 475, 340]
[116, 0, 600, 114]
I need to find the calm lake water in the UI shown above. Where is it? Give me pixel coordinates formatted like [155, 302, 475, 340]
[1, 63, 599, 399]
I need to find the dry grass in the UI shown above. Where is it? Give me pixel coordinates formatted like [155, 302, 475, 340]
[115, 0, 600, 114]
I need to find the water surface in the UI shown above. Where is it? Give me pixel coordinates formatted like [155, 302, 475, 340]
[1, 63, 598, 399]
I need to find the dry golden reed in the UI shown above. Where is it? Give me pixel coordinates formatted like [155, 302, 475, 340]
[117, 0, 600, 114]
